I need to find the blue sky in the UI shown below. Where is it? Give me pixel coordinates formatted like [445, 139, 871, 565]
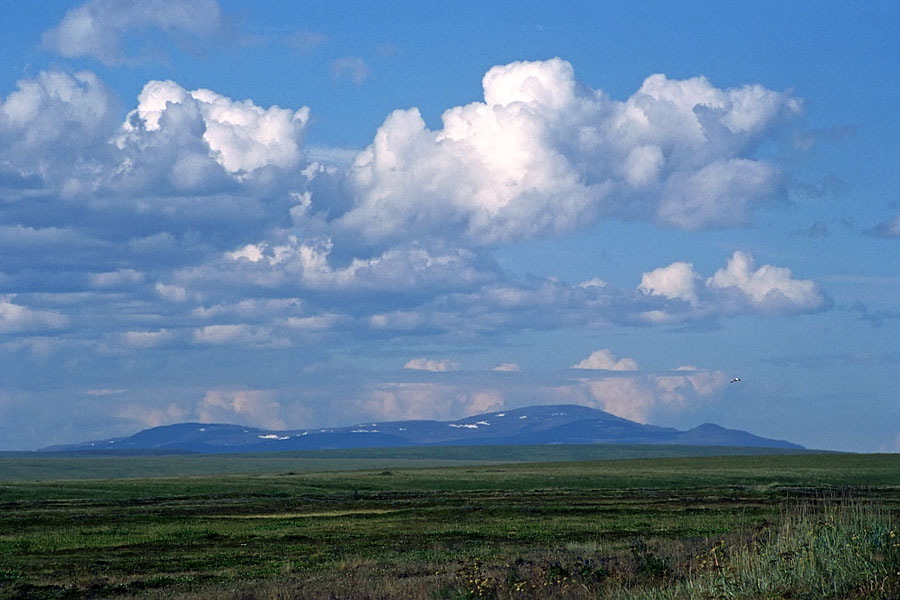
[1, 0, 898, 452]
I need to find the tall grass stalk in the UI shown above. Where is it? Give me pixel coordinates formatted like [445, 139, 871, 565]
[617, 499, 899, 600]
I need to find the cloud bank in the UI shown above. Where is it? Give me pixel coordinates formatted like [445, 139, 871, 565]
[339, 58, 799, 246]
[0, 55, 828, 447]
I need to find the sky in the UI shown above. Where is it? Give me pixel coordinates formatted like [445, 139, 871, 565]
[0, 0, 898, 452]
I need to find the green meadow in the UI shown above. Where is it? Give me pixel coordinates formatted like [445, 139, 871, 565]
[0, 450, 898, 599]
[0, 443, 816, 482]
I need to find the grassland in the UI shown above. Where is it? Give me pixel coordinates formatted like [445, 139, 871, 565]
[0, 451, 897, 599]
[0, 443, 817, 481]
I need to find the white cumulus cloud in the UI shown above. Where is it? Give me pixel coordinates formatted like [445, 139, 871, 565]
[637, 251, 824, 321]
[119, 79, 310, 177]
[638, 261, 701, 306]
[572, 349, 639, 371]
[338, 58, 800, 245]
[707, 251, 824, 312]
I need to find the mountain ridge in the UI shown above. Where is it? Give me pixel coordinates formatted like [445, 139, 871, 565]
[41, 404, 803, 454]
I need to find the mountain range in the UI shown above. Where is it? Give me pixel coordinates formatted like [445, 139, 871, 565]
[42, 404, 803, 454]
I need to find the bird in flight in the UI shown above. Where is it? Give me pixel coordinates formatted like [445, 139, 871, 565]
[730, 377, 742, 383]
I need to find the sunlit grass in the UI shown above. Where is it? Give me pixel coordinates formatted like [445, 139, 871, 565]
[617, 499, 899, 599]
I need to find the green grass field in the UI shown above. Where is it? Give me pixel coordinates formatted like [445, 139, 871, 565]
[0, 450, 897, 599]
[0, 443, 818, 481]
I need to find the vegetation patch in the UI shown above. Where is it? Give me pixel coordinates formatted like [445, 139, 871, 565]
[0, 452, 897, 599]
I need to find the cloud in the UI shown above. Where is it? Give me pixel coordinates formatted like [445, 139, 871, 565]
[192, 298, 303, 321]
[707, 251, 824, 312]
[0, 61, 821, 407]
[158, 245, 824, 352]
[657, 365, 730, 398]
[346, 357, 724, 427]
[0, 296, 68, 334]
[117, 402, 188, 429]
[492, 363, 521, 372]
[0, 226, 112, 277]
[123, 329, 174, 349]
[359, 383, 452, 421]
[337, 58, 800, 246]
[577, 277, 607, 289]
[469, 391, 505, 414]
[192, 324, 286, 347]
[209, 237, 498, 294]
[357, 382, 503, 422]
[637, 251, 824, 322]
[85, 388, 127, 396]
[579, 377, 658, 423]
[1, 69, 311, 227]
[404, 358, 460, 372]
[42, 0, 225, 65]
[656, 159, 779, 230]
[284, 313, 347, 331]
[89, 269, 144, 289]
[639, 262, 701, 306]
[196, 389, 286, 429]
[575, 366, 728, 423]
[572, 349, 639, 371]
[0, 70, 118, 184]
[118, 79, 310, 178]
[155, 282, 188, 302]
[331, 57, 371, 85]
[0, 63, 809, 357]
[368, 311, 427, 332]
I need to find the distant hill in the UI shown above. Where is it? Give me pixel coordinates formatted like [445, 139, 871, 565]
[41, 404, 803, 454]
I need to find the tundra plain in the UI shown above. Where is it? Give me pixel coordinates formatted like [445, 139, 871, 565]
[1, 450, 898, 599]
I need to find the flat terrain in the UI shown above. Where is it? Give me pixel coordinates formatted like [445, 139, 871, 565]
[0, 443, 817, 481]
[0, 451, 898, 599]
